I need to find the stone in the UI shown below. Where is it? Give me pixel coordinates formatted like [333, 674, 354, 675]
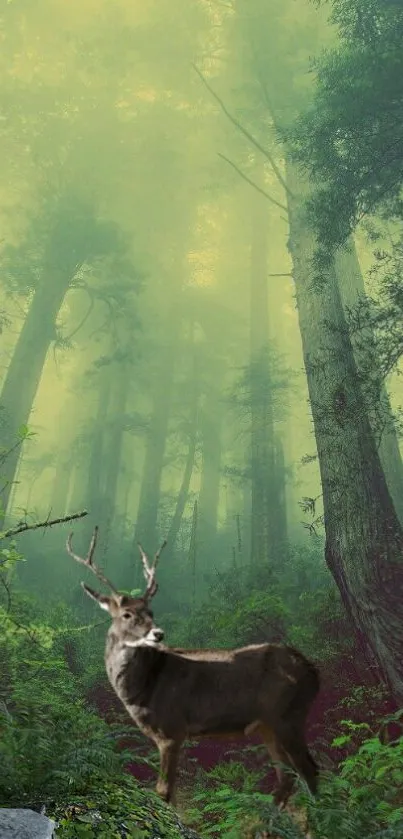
[0, 809, 56, 839]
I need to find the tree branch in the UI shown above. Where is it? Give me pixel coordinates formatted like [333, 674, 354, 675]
[193, 63, 292, 198]
[61, 290, 95, 343]
[2, 509, 88, 539]
[218, 153, 287, 214]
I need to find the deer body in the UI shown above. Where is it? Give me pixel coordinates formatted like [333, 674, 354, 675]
[66, 529, 320, 807]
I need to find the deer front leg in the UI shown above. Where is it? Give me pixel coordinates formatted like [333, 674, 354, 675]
[156, 738, 182, 804]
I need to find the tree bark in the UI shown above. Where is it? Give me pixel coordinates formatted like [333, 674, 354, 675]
[286, 158, 403, 701]
[335, 241, 403, 523]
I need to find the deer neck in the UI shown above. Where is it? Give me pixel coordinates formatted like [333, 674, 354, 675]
[104, 629, 164, 708]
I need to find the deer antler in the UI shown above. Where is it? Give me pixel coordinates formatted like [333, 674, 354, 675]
[66, 525, 119, 596]
[137, 539, 167, 600]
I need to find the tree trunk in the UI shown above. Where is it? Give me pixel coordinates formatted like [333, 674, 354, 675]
[85, 366, 113, 536]
[134, 332, 178, 551]
[286, 158, 403, 701]
[198, 368, 224, 575]
[166, 376, 199, 553]
[101, 370, 129, 554]
[51, 459, 73, 518]
[0, 266, 72, 525]
[249, 163, 285, 566]
[335, 241, 403, 523]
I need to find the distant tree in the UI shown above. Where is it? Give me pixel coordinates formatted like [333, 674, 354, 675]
[0, 194, 136, 526]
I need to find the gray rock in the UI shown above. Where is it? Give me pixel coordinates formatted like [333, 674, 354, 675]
[0, 809, 56, 839]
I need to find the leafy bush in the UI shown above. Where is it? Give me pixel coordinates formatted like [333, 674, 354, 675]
[0, 591, 130, 806]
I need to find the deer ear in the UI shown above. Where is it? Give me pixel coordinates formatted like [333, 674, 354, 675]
[81, 582, 112, 612]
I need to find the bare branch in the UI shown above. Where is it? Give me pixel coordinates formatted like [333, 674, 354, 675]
[3, 509, 88, 539]
[0, 574, 11, 611]
[218, 153, 287, 213]
[61, 290, 95, 343]
[66, 525, 119, 595]
[137, 539, 167, 600]
[193, 63, 292, 197]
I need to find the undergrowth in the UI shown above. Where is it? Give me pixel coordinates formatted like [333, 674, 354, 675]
[182, 723, 403, 838]
[0, 590, 137, 806]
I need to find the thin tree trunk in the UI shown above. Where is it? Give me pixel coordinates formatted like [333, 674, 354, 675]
[198, 370, 224, 574]
[286, 158, 403, 701]
[166, 414, 198, 553]
[335, 240, 403, 523]
[249, 162, 286, 566]
[51, 460, 73, 517]
[134, 330, 178, 551]
[166, 349, 199, 552]
[86, 365, 113, 541]
[101, 371, 129, 554]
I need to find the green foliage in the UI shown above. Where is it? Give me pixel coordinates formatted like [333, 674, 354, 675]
[0, 591, 129, 806]
[48, 776, 197, 839]
[183, 721, 403, 839]
[288, 0, 403, 255]
[185, 760, 304, 839]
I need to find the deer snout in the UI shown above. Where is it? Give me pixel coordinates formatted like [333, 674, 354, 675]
[150, 627, 164, 642]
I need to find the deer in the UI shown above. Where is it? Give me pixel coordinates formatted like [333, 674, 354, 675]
[66, 526, 320, 808]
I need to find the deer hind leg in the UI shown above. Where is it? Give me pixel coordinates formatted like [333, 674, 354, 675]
[274, 719, 318, 798]
[258, 724, 296, 809]
[155, 738, 182, 805]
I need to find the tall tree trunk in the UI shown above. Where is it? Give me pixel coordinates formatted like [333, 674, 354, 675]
[198, 367, 224, 575]
[84, 364, 113, 555]
[134, 330, 178, 551]
[166, 346, 199, 553]
[286, 158, 403, 701]
[51, 459, 73, 518]
[249, 164, 286, 566]
[335, 241, 403, 523]
[101, 370, 129, 555]
[0, 265, 72, 525]
[273, 434, 288, 551]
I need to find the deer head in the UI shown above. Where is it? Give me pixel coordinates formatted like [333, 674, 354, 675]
[66, 526, 167, 647]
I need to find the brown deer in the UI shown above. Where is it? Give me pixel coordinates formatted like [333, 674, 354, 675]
[66, 526, 320, 807]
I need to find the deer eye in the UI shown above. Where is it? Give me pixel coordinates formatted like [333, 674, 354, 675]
[122, 612, 132, 620]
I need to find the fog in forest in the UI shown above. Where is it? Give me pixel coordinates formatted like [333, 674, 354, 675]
[0, 0, 337, 608]
[3, 1, 403, 832]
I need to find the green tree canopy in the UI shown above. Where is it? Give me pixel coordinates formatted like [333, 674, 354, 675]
[288, 0, 403, 257]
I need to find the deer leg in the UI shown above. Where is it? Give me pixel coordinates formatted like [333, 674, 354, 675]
[274, 721, 318, 798]
[156, 738, 182, 805]
[258, 724, 296, 809]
